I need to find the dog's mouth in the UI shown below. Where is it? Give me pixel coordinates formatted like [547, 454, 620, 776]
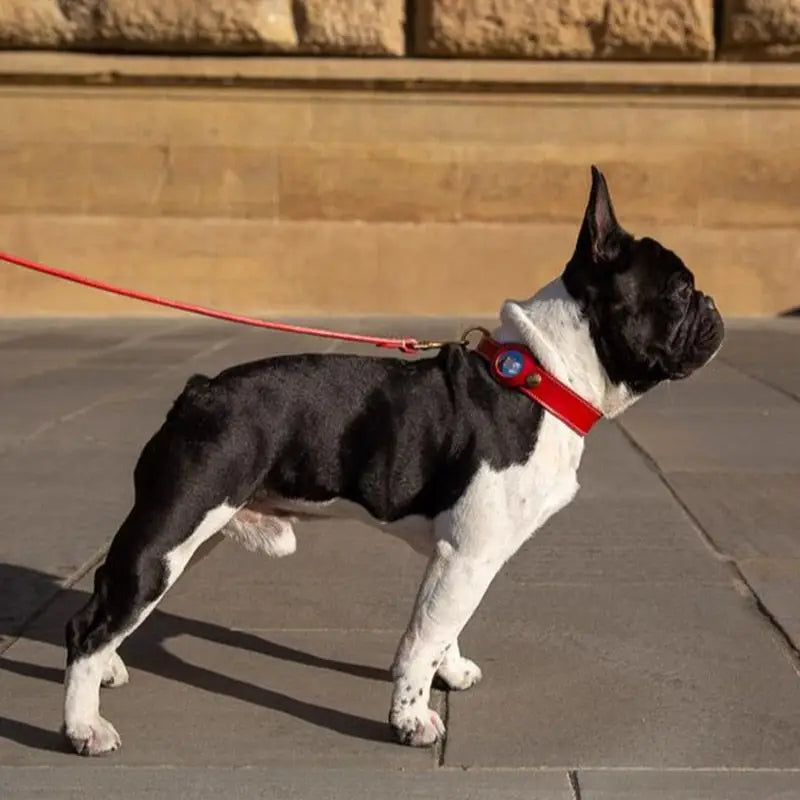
[671, 292, 724, 379]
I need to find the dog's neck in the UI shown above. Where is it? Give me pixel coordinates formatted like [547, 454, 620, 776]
[492, 278, 637, 420]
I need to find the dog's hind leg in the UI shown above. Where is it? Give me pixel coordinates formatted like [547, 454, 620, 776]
[99, 532, 224, 691]
[64, 485, 239, 756]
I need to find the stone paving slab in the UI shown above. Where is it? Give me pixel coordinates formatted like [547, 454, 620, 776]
[0, 351, 87, 387]
[719, 329, 800, 368]
[155, 526, 426, 633]
[0, 441, 135, 643]
[619, 408, 800, 474]
[619, 331, 800, 475]
[739, 559, 800, 648]
[638, 359, 798, 413]
[0, 365, 159, 444]
[446, 583, 800, 768]
[0, 767, 573, 800]
[39, 394, 181, 448]
[0, 589, 434, 769]
[576, 422, 666, 499]
[715, 327, 800, 402]
[665, 472, 800, 559]
[509, 496, 731, 586]
[578, 769, 800, 799]
[0, 318, 798, 793]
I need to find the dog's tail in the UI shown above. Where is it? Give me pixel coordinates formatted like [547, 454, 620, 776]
[181, 373, 212, 400]
[165, 373, 215, 427]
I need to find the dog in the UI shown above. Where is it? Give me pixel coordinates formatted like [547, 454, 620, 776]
[62, 166, 724, 755]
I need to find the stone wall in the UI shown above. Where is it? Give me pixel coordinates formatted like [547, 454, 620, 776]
[0, 56, 797, 317]
[721, 0, 800, 60]
[415, 0, 715, 60]
[0, 1, 405, 55]
[0, 1, 799, 60]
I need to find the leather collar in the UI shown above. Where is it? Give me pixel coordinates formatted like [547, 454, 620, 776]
[474, 335, 603, 436]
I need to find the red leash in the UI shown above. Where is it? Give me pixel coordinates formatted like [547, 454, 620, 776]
[1, 250, 603, 435]
[0, 250, 441, 354]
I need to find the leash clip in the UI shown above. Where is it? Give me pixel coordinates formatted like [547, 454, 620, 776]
[413, 326, 492, 352]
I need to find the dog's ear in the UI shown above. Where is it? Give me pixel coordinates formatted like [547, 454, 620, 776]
[575, 165, 625, 264]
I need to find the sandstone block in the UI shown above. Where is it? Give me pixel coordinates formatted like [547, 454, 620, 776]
[0, 1, 74, 47]
[0, 0, 406, 55]
[278, 145, 460, 222]
[415, 0, 714, 59]
[720, 0, 800, 60]
[0, 142, 280, 218]
[604, 0, 714, 58]
[0, 215, 794, 316]
[67, 0, 297, 52]
[295, 0, 405, 55]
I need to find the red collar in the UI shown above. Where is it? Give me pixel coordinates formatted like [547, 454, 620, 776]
[474, 335, 603, 436]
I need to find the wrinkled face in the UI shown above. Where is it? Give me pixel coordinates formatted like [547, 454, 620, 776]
[563, 167, 725, 394]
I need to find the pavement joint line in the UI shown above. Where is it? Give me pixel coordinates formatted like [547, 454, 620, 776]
[0, 540, 109, 658]
[612, 422, 735, 564]
[718, 356, 800, 404]
[614, 420, 800, 678]
[729, 568, 800, 679]
[568, 769, 582, 800]
[0, 335, 237, 458]
[0, 318, 196, 392]
[437, 766, 800, 773]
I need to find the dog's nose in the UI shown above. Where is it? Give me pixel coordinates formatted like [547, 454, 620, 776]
[704, 294, 716, 310]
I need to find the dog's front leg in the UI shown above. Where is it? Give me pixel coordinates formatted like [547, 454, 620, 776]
[389, 520, 523, 747]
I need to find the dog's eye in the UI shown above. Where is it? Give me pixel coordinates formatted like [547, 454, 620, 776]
[671, 279, 693, 304]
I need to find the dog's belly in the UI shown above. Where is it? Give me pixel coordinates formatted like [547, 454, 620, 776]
[223, 493, 434, 558]
[277, 496, 435, 556]
[221, 504, 297, 558]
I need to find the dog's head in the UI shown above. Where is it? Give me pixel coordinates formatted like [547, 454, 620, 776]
[562, 166, 724, 394]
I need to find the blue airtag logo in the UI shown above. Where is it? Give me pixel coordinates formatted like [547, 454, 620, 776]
[497, 350, 524, 378]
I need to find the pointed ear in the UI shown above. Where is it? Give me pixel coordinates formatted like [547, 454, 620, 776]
[576, 165, 624, 263]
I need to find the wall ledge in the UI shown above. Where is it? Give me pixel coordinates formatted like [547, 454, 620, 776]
[1, 53, 800, 96]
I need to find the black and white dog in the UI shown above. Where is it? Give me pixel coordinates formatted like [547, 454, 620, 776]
[63, 167, 724, 755]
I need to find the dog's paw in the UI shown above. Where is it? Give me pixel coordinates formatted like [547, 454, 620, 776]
[390, 706, 446, 747]
[64, 716, 121, 756]
[435, 655, 482, 692]
[101, 652, 129, 689]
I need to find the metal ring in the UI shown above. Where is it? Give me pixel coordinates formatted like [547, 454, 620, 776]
[459, 326, 492, 347]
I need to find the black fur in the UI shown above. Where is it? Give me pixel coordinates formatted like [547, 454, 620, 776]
[170, 345, 543, 521]
[66, 346, 543, 665]
[563, 166, 724, 394]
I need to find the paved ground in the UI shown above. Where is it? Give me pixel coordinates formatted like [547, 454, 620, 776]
[0, 316, 798, 799]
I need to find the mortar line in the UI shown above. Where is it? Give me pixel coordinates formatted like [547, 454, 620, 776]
[615, 420, 800, 676]
[718, 356, 800, 404]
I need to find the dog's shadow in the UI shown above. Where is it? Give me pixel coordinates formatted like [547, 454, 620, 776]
[0, 559, 394, 753]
